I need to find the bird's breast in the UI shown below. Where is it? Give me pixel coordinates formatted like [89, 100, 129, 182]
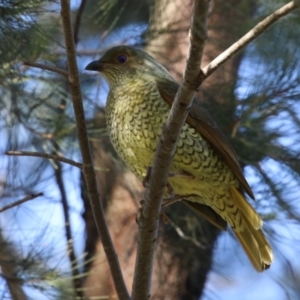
[105, 79, 168, 178]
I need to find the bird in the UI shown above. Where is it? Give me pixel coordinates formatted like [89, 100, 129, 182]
[85, 45, 273, 272]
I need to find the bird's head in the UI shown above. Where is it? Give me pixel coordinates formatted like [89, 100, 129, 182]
[85, 45, 173, 86]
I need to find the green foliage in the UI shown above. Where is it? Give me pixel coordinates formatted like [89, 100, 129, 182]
[84, 0, 150, 33]
[0, 0, 60, 62]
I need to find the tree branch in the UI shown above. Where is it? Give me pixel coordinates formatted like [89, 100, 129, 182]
[73, 0, 87, 45]
[59, 1, 130, 299]
[0, 193, 43, 213]
[54, 158, 84, 299]
[202, 1, 300, 79]
[23, 61, 69, 77]
[5, 151, 82, 169]
[131, 1, 210, 299]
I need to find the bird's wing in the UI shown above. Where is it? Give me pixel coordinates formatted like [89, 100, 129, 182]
[155, 77, 254, 199]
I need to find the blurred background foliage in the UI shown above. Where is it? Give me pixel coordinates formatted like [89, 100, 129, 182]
[0, 0, 300, 299]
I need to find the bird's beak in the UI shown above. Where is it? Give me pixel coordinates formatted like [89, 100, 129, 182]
[85, 60, 103, 72]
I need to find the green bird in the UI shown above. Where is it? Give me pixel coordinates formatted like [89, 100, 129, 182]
[85, 45, 273, 272]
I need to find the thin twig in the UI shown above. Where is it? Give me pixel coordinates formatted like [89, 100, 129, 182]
[5, 151, 82, 169]
[131, 1, 210, 300]
[54, 155, 84, 299]
[73, 0, 87, 45]
[0, 193, 43, 213]
[59, 1, 130, 299]
[202, 1, 300, 79]
[23, 61, 69, 77]
[167, 217, 205, 249]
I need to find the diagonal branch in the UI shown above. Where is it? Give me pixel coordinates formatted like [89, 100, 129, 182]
[5, 151, 82, 169]
[131, 1, 210, 299]
[0, 193, 43, 213]
[202, 1, 300, 79]
[73, 0, 87, 45]
[23, 61, 69, 77]
[54, 157, 84, 299]
[59, 1, 130, 299]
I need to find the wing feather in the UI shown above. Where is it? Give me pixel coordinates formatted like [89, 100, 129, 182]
[155, 77, 254, 199]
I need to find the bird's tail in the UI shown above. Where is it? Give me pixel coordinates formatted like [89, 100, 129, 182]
[229, 186, 273, 272]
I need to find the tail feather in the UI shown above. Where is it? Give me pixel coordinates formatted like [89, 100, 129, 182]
[229, 186, 262, 229]
[233, 230, 263, 272]
[233, 223, 273, 272]
[242, 211, 273, 266]
[228, 186, 273, 271]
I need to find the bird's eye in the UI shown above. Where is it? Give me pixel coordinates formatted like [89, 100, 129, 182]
[117, 55, 127, 64]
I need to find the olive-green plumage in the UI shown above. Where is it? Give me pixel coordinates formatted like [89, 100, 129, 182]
[86, 45, 273, 272]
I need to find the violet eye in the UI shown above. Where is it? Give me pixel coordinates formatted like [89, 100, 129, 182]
[117, 55, 127, 64]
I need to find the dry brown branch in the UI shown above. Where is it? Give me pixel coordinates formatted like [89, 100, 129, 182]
[54, 158, 84, 299]
[59, 0, 130, 299]
[131, 1, 210, 299]
[5, 151, 82, 169]
[23, 61, 69, 77]
[57, 2, 89, 296]
[73, 0, 87, 45]
[202, 1, 300, 79]
[0, 193, 43, 213]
